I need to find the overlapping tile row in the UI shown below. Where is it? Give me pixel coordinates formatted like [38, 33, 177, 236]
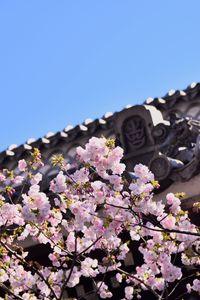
[1, 82, 200, 172]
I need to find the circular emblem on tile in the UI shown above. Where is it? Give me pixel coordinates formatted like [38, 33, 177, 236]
[149, 155, 171, 180]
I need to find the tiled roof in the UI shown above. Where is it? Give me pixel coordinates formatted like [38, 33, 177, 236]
[1, 82, 200, 164]
[144, 82, 200, 111]
[0, 112, 115, 164]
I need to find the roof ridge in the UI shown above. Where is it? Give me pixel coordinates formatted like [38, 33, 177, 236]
[1, 82, 200, 162]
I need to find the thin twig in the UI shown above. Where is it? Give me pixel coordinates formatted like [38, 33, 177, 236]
[117, 267, 160, 299]
[0, 282, 24, 300]
[0, 240, 59, 300]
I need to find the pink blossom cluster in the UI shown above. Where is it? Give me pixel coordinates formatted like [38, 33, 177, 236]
[0, 137, 199, 300]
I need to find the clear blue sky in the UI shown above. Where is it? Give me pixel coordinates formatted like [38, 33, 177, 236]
[0, 0, 200, 151]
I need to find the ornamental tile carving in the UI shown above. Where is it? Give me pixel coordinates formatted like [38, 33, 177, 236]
[122, 116, 146, 152]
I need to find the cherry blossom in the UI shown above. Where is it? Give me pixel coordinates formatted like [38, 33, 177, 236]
[0, 137, 199, 300]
